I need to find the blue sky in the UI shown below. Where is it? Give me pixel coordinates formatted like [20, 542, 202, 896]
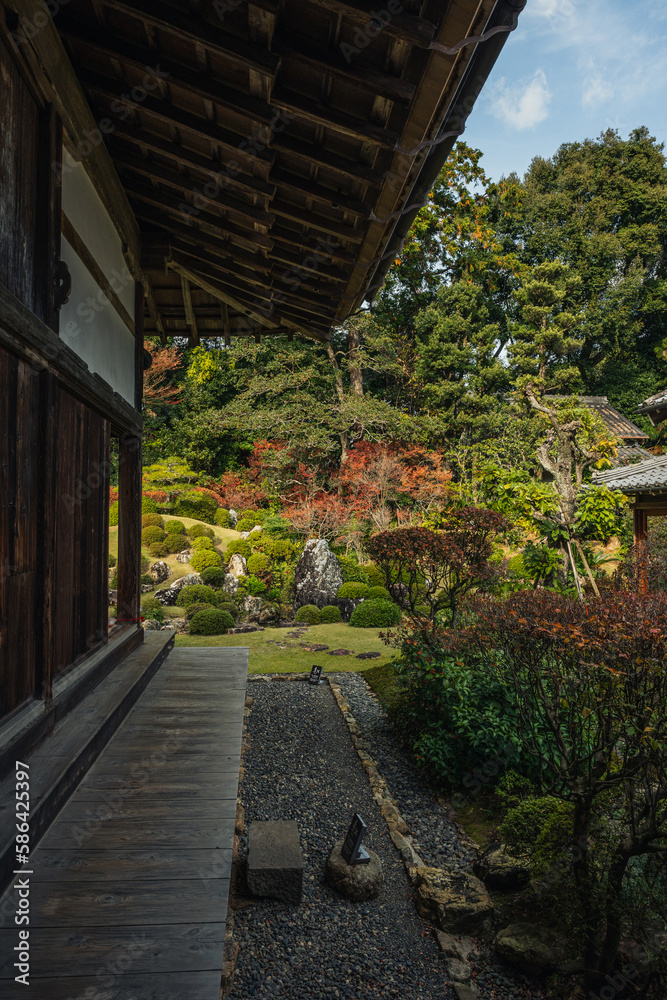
[462, 0, 667, 183]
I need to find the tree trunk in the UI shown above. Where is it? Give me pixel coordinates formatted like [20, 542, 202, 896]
[596, 849, 632, 979]
[572, 802, 598, 974]
[347, 321, 364, 397]
[326, 343, 349, 470]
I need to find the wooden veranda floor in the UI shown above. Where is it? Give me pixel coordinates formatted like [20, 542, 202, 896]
[0, 646, 248, 1000]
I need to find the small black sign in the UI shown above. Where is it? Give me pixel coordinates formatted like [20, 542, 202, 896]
[341, 813, 371, 865]
[309, 664, 324, 685]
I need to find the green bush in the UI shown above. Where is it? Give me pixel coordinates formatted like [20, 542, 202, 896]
[189, 523, 215, 539]
[240, 508, 265, 522]
[247, 575, 267, 595]
[295, 604, 321, 624]
[140, 595, 164, 622]
[140, 573, 153, 586]
[164, 519, 186, 534]
[262, 514, 293, 537]
[108, 553, 117, 568]
[214, 508, 232, 528]
[177, 584, 219, 608]
[226, 539, 251, 559]
[367, 586, 391, 601]
[185, 601, 217, 621]
[236, 517, 260, 532]
[337, 582, 369, 599]
[267, 538, 297, 561]
[247, 553, 271, 576]
[189, 608, 235, 635]
[320, 605, 342, 623]
[190, 548, 223, 573]
[142, 526, 166, 546]
[201, 566, 227, 587]
[110, 573, 118, 588]
[218, 599, 237, 618]
[164, 533, 189, 554]
[349, 598, 401, 628]
[338, 556, 370, 585]
[192, 535, 215, 550]
[499, 797, 575, 873]
[174, 492, 218, 523]
[141, 496, 159, 514]
[142, 513, 164, 528]
[148, 543, 168, 558]
[109, 501, 119, 526]
[361, 564, 385, 588]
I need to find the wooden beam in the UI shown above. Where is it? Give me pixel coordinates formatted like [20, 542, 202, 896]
[61, 212, 136, 334]
[58, 18, 275, 125]
[95, 0, 281, 77]
[12, 1, 142, 279]
[180, 275, 199, 347]
[167, 260, 281, 329]
[270, 199, 364, 244]
[271, 87, 398, 148]
[270, 167, 373, 217]
[272, 133, 381, 186]
[170, 253, 276, 310]
[306, 0, 436, 47]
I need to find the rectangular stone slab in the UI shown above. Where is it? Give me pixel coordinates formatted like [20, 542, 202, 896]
[247, 820, 304, 904]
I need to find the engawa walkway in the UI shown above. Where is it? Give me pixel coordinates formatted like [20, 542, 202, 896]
[0, 645, 248, 1000]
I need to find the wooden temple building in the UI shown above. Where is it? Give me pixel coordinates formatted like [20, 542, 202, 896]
[0, 0, 525, 995]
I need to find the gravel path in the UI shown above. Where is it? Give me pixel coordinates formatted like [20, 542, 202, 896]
[230, 674, 545, 1000]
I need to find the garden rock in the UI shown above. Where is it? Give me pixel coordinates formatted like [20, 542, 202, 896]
[473, 843, 531, 891]
[242, 596, 264, 621]
[294, 538, 343, 609]
[356, 651, 381, 659]
[228, 553, 247, 578]
[258, 605, 280, 625]
[223, 572, 239, 596]
[141, 584, 153, 593]
[175, 550, 192, 563]
[153, 572, 203, 605]
[228, 624, 264, 634]
[326, 648, 355, 656]
[325, 840, 383, 902]
[416, 868, 494, 934]
[494, 922, 569, 976]
[335, 597, 364, 621]
[149, 560, 170, 584]
[249, 525, 262, 535]
[247, 820, 303, 905]
[229, 508, 238, 526]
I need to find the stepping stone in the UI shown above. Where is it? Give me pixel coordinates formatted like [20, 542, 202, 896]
[356, 651, 381, 659]
[326, 648, 355, 656]
[300, 643, 329, 652]
[247, 821, 304, 905]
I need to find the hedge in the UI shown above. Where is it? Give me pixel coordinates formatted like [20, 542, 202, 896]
[320, 605, 342, 623]
[201, 566, 227, 587]
[177, 584, 219, 608]
[190, 548, 223, 572]
[225, 539, 251, 559]
[174, 493, 218, 523]
[189, 608, 235, 635]
[349, 598, 401, 628]
[214, 508, 232, 527]
[142, 514, 164, 529]
[295, 604, 321, 625]
[109, 501, 119, 526]
[189, 523, 215, 539]
[337, 582, 369, 599]
[142, 526, 165, 546]
[164, 519, 186, 534]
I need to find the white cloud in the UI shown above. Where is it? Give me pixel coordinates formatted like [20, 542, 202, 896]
[581, 71, 614, 110]
[488, 70, 552, 130]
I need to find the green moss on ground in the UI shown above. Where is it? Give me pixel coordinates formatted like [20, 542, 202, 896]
[363, 661, 401, 709]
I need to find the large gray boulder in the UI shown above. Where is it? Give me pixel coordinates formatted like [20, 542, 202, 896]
[149, 560, 170, 584]
[473, 843, 531, 892]
[153, 572, 203, 605]
[294, 539, 343, 609]
[416, 867, 494, 935]
[494, 923, 570, 976]
[228, 554, 247, 578]
[222, 573, 239, 596]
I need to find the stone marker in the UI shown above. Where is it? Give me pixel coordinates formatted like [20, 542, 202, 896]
[247, 821, 304, 905]
[341, 813, 370, 865]
[326, 840, 383, 902]
[309, 664, 324, 685]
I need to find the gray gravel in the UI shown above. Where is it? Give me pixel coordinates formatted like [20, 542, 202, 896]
[231, 675, 544, 1000]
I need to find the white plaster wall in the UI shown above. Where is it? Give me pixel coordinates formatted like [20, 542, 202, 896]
[59, 156, 136, 405]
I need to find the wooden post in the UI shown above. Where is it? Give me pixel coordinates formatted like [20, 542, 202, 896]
[37, 371, 58, 702]
[116, 431, 142, 629]
[634, 507, 648, 593]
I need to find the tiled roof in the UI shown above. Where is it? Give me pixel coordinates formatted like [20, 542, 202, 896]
[594, 454, 667, 493]
[637, 388, 667, 421]
[546, 396, 648, 441]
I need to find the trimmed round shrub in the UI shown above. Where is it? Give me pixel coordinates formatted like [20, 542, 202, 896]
[189, 523, 215, 539]
[201, 566, 227, 587]
[218, 600, 237, 619]
[192, 535, 215, 550]
[295, 604, 321, 625]
[140, 573, 153, 586]
[142, 526, 166, 546]
[240, 508, 265, 522]
[148, 542, 168, 558]
[337, 582, 369, 599]
[109, 501, 119, 526]
[185, 601, 217, 621]
[164, 519, 186, 534]
[349, 598, 401, 628]
[247, 553, 271, 576]
[320, 605, 342, 624]
[236, 517, 260, 532]
[177, 584, 219, 608]
[141, 496, 159, 514]
[140, 595, 164, 622]
[174, 493, 218, 523]
[338, 556, 370, 585]
[215, 508, 232, 528]
[267, 538, 296, 561]
[189, 608, 235, 635]
[226, 539, 251, 559]
[108, 553, 117, 568]
[190, 548, 223, 573]
[367, 586, 391, 601]
[142, 513, 164, 528]
[164, 533, 189, 554]
[361, 564, 385, 588]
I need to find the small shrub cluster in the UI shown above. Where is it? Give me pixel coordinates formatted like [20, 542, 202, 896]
[177, 584, 219, 608]
[164, 533, 189, 554]
[140, 573, 153, 586]
[189, 608, 234, 635]
[108, 554, 117, 568]
[142, 513, 164, 528]
[320, 605, 342, 623]
[295, 604, 321, 625]
[367, 586, 391, 601]
[185, 601, 217, 621]
[190, 548, 223, 572]
[142, 526, 166, 546]
[141, 496, 159, 514]
[349, 599, 401, 628]
[337, 582, 369, 599]
[149, 543, 168, 558]
[192, 536, 215, 550]
[226, 539, 251, 559]
[109, 501, 119, 526]
[338, 557, 370, 585]
[201, 566, 227, 587]
[189, 523, 215, 540]
[165, 519, 186, 534]
[174, 492, 218, 523]
[140, 595, 164, 622]
[214, 508, 232, 527]
[247, 553, 271, 576]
